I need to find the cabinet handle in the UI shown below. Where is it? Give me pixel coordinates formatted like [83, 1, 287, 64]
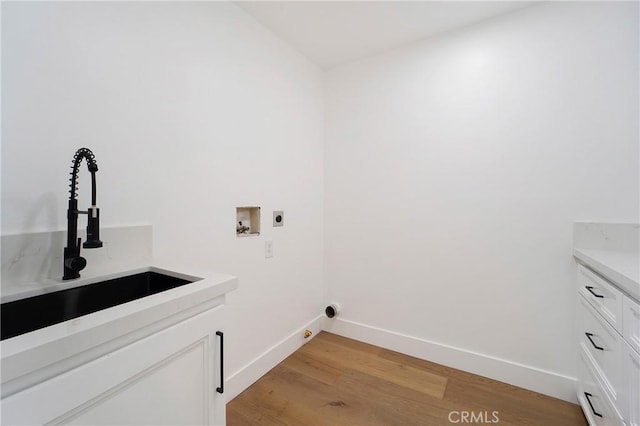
[585, 286, 604, 299]
[216, 331, 224, 394]
[584, 392, 603, 418]
[585, 333, 604, 351]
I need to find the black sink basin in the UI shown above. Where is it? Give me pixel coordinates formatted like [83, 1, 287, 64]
[1, 271, 197, 341]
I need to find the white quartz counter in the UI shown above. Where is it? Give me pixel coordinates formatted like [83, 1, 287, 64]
[573, 222, 639, 302]
[573, 248, 639, 301]
[1, 264, 237, 397]
[1, 226, 238, 398]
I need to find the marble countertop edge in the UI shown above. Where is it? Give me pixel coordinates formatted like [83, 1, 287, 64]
[573, 248, 639, 301]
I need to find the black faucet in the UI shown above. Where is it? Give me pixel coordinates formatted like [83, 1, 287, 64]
[63, 148, 103, 280]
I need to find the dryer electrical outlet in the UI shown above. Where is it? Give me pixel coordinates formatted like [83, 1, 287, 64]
[273, 211, 284, 227]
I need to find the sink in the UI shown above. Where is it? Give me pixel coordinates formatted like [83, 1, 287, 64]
[1, 272, 197, 341]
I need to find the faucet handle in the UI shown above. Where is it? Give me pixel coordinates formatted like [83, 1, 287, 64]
[62, 239, 87, 280]
[64, 255, 87, 273]
[65, 238, 86, 270]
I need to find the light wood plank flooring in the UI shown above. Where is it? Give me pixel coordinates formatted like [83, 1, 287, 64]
[227, 332, 586, 426]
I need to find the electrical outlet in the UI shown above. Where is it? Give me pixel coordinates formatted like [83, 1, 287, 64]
[265, 240, 273, 258]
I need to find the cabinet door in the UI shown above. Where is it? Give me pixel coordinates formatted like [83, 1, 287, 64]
[622, 342, 640, 426]
[623, 295, 640, 354]
[1, 305, 226, 426]
[577, 265, 623, 332]
[577, 352, 624, 426]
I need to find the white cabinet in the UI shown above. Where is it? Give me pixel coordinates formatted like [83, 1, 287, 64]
[622, 341, 640, 426]
[623, 295, 640, 354]
[577, 351, 624, 426]
[576, 263, 640, 426]
[578, 265, 624, 332]
[2, 306, 226, 425]
[578, 296, 623, 406]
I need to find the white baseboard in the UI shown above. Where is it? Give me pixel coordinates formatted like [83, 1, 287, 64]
[322, 317, 578, 403]
[226, 315, 323, 402]
[226, 315, 577, 404]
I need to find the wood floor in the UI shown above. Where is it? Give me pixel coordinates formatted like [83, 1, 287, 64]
[227, 332, 587, 426]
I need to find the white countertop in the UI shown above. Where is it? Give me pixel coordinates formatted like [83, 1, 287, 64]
[0, 261, 224, 303]
[1, 263, 237, 396]
[573, 248, 639, 301]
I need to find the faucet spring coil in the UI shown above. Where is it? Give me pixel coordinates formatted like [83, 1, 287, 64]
[69, 148, 98, 200]
[69, 173, 79, 199]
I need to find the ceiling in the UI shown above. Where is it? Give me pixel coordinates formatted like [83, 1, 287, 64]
[235, 1, 536, 69]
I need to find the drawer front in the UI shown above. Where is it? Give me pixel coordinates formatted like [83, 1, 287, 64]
[578, 352, 624, 426]
[578, 265, 623, 332]
[623, 295, 640, 355]
[622, 342, 640, 426]
[1, 306, 224, 425]
[579, 296, 623, 407]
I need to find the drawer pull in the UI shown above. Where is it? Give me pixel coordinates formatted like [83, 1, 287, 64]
[216, 331, 224, 394]
[584, 333, 604, 350]
[584, 392, 603, 418]
[585, 286, 604, 299]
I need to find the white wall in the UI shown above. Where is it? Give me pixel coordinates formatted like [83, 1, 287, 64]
[3, 0, 638, 404]
[324, 1, 638, 399]
[1, 1, 324, 396]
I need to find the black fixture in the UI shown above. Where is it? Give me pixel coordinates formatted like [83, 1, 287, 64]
[585, 332, 605, 351]
[585, 286, 604, 298]
[63, 148, 103, 280]
[583, 393, 603, 418]
[216, 331, 224, 394]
